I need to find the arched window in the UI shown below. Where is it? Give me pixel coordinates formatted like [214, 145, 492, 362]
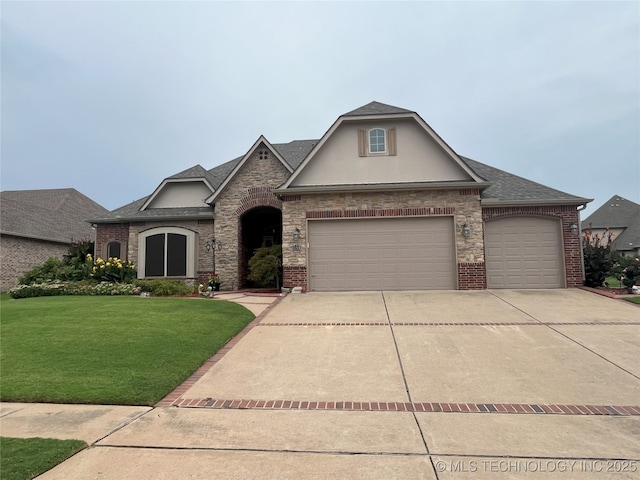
[138, 227, 196, 278]
[107, 241, 121, 259]
[369, 128, 386, 153]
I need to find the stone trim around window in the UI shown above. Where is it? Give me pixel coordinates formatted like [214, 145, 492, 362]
[137, 226, 196, 278]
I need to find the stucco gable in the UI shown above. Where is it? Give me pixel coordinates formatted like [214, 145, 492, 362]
[281, 102, 484, 190]
[140, 165, 216, 210]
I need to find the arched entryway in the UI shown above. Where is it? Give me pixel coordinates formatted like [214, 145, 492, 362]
[240, 206, 282, 288]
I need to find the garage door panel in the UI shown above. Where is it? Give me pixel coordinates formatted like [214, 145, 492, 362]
[485, 217, 564, 289]
[309, 217, 455, 291]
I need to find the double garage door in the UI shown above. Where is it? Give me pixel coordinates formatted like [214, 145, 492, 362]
[484, 216, 565, 289]
[308, 217, 456, 291]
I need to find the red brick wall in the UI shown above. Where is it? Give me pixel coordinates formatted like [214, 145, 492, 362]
[95, 224, 130, 261]
[458, 262, 487, 290]
[482, 205, 583, 287]
[283, 265, 307, 292]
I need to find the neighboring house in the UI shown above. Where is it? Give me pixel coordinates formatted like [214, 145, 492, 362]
[91, 101, 591, 292]
[582, 195, 640, 256]
[0, 188, 108, 290]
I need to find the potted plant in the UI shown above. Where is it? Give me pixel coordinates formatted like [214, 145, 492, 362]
[208, 274, 221, 292]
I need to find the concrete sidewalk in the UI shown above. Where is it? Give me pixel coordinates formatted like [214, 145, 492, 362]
[2, 289, 639, 479]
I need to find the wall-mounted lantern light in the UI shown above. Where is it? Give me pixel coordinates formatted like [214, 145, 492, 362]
[461, 223, 471, 238]
[570, 223, 579, 235]
[292, 227, 300, 241]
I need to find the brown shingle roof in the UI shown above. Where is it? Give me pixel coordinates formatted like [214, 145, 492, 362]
[1, 188, 107, 243]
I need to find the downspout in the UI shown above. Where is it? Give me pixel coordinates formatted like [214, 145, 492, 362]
[577, 204, 588, 285]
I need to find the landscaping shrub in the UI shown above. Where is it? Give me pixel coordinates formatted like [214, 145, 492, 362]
[134, 279, 196, 296]
[19, 240, 95, 284]
[19, 257, 67, 284]
[8, 281, 141, 299]
[621, 257, 640, 290]
[248, 245, 282, 288]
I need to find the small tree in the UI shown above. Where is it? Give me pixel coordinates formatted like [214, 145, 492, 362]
[248, 245, 282, 289]
[582, 226, 615, 288]
[621, 257, 640, 291]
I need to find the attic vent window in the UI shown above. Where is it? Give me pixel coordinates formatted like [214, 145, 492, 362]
[258, 150, 269, 160]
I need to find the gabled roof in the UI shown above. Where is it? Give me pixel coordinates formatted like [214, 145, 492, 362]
[1, 188, 107, 243]
[582, 195, 640, 228]
[614, 210, 640, 251]
[343, 101, 413, 116]
[91, 140, 318, 223]
[139, 165, 216, 210]
[95, 101, 592, 223]
[205, 135, 294, 204]
[462, 157, 591, 206]
[582, 195, 640, 252]
[279, 101, 487, 190]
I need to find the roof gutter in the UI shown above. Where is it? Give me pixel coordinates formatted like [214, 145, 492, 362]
[275, 181, 492, 196]
[0, 230, 74, 244]
[89, 212, 215, 224]
[480, 198, 593, 207]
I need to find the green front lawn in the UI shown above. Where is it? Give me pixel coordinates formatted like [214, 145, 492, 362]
[0, 296, 254, 405]
[0, 437, 87, 480]
[605, 276, 622, 288]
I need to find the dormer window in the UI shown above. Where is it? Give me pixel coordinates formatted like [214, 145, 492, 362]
[369, 128, 386, 153]
[358, 128, 397, 157]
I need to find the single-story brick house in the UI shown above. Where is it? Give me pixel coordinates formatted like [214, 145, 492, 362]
[91, 102, 591, 291]
[1, 188, 107, 290]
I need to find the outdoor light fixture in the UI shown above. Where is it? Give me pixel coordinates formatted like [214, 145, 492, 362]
[570, 223, 579, 235]
[205, 238, 223, 252]
[461, 223, 471, 238]
[205, 238, 223, 273]
[293, 227, 300, 241]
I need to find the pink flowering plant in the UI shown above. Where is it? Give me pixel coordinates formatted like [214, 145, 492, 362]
[582, 226, 615, 288]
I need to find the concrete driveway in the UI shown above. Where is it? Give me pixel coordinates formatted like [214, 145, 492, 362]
[5, 289, 639, 479]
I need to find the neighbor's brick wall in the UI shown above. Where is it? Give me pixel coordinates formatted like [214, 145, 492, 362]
[213, 145, 291, 290]
[281, 189, 485, 291]
[0, 234, 69, 290]
[482, 205, 583, 287]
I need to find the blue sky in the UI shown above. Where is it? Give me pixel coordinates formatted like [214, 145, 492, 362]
[2, 1, 638, 219]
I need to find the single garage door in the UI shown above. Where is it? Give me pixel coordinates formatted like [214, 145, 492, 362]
[484, 216, 565, 289]
[308, 217, 456, 291]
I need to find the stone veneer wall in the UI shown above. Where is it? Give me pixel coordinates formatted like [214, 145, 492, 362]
[482, 205, 584, 287]
[281, 189, 484, 291]
[213, 145, 292, 290]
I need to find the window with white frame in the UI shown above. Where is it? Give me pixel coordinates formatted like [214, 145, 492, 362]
[138, 227, 196, 278]
[358, 128, 397, 156]
[369, 128, 386, 153]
